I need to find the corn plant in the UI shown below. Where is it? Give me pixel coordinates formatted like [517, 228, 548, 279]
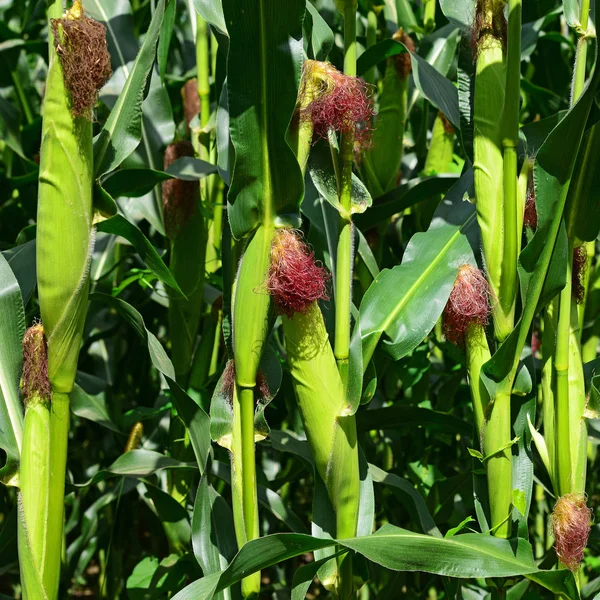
[0, 0, 600, 598]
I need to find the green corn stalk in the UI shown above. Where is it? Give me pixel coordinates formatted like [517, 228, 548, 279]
[283, 302, 360, 599]
[472, 0, 518, 539]
[363, 28, 412, 198]
[231, 224, 274, 598]
[334, 0, 358, 382]
[19, 0, 100, 596]
[465, 323, 491, 443]
[553, 0, 592, 503]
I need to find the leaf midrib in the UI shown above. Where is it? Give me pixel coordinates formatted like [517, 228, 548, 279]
[377, 212, 475, 337]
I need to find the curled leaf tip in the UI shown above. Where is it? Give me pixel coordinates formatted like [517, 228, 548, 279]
[552, 494, 592, 571]
[299, 60, 374, 146]
[21, 323, 51, 404]
[268, 229, 330, 318]
[443, 265, 490, 346]
[51, 11, 112, 119]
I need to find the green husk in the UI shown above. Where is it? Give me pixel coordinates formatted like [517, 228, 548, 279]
[472, 9, 508, 340]
[283, 303, 360, 597]
[18, 2, 103, 596]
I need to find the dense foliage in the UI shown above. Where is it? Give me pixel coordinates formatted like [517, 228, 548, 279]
[0, 0, 599, 598]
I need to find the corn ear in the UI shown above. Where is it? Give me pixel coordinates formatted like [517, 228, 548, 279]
[233, 225, 274, 387]
[283, 303, 359, 594]
[473, 33, 507, 340]
[37, 10, 94, 394]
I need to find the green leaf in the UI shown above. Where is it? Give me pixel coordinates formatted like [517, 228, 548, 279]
[359, 172, 476, 366]
[2, 240, 37, 307]
[0, 96, 25, 158]
[354, 174, 459, 231]
[211, 460, 308, 534]
[192, 475, 237, 600]
[93, 0, 167, 176]
[0, 252, 25, 486]
[76, 449, 195, 487]
[157, 0, 176, 82]
[71, 373, 120, 433]
[369, 464, 441, 537]
[357, 40, 460, 129]
[304, 2, 333, 61]
[96, 215, 184, 296]
[357, 405, 472, 436]
[309, 143, 373, 217]
[89, 293, 211, 474]
[193, 0, 228, 36]
[172, 526, 579, 599]
[223, 0, 305, 237]
[291, 553, 341, 600]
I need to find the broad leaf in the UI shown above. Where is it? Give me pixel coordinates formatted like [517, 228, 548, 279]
[0, 253, 25, 486]
[223, 0, 305, 238]
[359, 172, 476, 366]
[92, 0, 167, 176]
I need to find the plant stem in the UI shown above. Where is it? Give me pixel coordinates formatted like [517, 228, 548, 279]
[334, 2, 357, 380]
[483, 390, 512, 537]
[465, 323, 491, 442]
[498, 0, 521, 340]
[555, 241, 573, 496]
[572, 0, 591, 103]
[237, 386, 260, 598]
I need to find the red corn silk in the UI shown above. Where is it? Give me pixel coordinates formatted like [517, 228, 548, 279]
[552, 494, 592, 571]
[572, 245, 587, 304]
[221, 359, 270, 402]
[300, 60, 374, 147]
[443, 265, 490, 346]
[268, 229, 330, 318]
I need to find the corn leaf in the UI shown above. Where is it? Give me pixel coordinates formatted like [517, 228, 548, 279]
[96, 214, 184, 295]
[357, 40, 460, 129]
[92, 0, 166, 177]
[89, 293, 211, 473]
[192, 475, 237, 600]
[359, 172, 476, 367]
[0, 253, 25, 486]
[223, 0, 305, 238]
[171, 527, 579, 600]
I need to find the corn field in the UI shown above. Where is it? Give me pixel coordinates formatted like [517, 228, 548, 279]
[1, 0, 600, 597]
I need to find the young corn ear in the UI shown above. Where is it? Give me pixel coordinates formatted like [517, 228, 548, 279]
[443, 266, 512, 536]
[472, 0, 510, 341]
[272, 230, 359, 598]
[552, 494, 592, 571]
[363, 29, 414, 197]
[19, 2, 110, 597]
